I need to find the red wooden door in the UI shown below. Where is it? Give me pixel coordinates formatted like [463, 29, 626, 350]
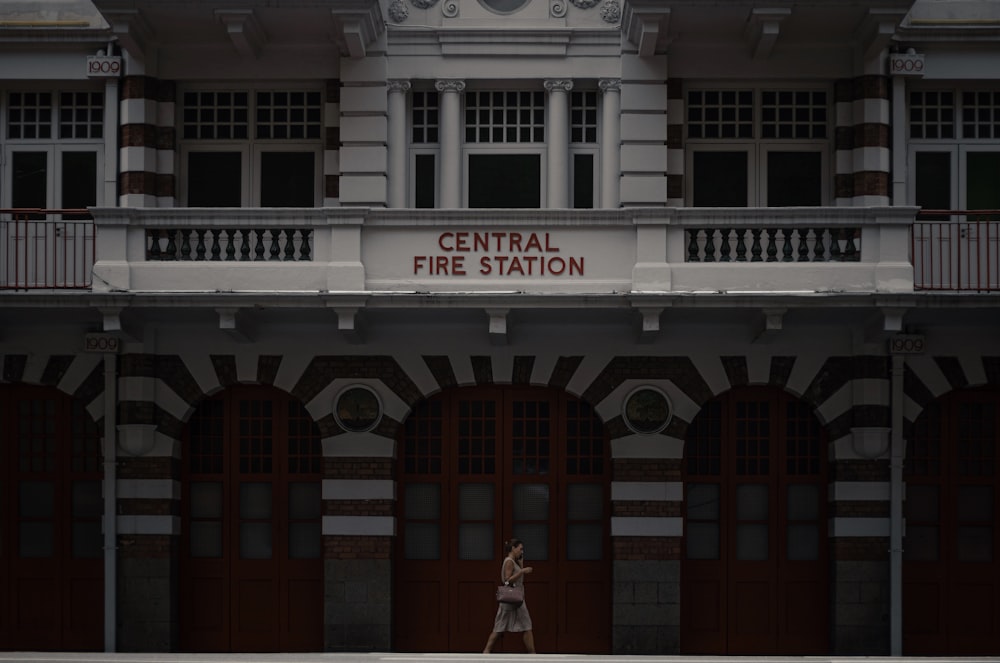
[682, 387, 828, 655]
[394, 386, 610, 653]
[904, 388, 1000, 655]
[179, 386, 322, 652]
[0, 384, 103, 651]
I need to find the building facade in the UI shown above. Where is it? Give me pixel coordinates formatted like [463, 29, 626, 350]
[0, 0, 999, 656]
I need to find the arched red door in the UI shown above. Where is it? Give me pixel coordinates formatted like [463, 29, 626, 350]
[394, 386, 610, 653]
[0, 384, 103, 651]
[681, 387, 828, 654]
[179, 385, 323, 652]
[904, 387, 1000, 655]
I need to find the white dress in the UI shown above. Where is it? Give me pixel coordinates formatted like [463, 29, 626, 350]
[492, 558, 533, 633]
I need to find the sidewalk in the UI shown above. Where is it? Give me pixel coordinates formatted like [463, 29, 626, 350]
[0, 653, 994, 663]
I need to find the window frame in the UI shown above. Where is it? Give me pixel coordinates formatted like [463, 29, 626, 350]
[1, 86, 106, 209]
[2, 144, 105, 209]
[570, 146, 599, 209]
[684, 84, 833, 207]
[410, 148, 439, 209]
[463, 146, 547, 208]
[176, 83, 324, 207]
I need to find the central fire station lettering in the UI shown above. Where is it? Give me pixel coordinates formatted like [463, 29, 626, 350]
[412, 231, 584, 276]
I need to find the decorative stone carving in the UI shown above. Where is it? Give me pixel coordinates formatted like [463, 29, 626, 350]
[388, 79, 412, 93]
[442, 0, 459, 17]
[435, 79, 467, 93]
[550, 0, 567, 18]
[543, 79, 574, 93]
[411, 0, 439, 8]
[388, 0, 409, 23]
[598, 78, 621, 93]
[600, 0, 621, 24]
[569, 0, 601, 8]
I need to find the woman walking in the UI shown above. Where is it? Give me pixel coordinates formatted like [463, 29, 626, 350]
[483, 538, 535, 654]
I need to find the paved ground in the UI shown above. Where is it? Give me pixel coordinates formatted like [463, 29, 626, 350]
[0, 654, 993, 663]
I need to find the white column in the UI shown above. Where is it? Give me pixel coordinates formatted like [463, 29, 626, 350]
[599, 78, 622, 209]
[891, 75, 907, 205]
[544, 79, 573, 209]
[102, 78, 120, 206]
[387, 79, 411, 208]
[436, 79, 465, 208]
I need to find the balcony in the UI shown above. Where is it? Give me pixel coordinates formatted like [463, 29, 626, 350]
[1, 205, 956, 298]
[0, 209, 94, 290]
[67, 206, 916, 296]
[912, 210, 1000, 292]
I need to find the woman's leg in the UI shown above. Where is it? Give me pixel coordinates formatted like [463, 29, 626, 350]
[522, 630, 536, 654]
[483, 631, 501, 654]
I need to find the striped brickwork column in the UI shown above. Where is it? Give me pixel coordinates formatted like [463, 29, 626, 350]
[834, 79, 855, 206]
[119, 76, 162, 208]
[115, 353, 200, 650]
[324, 79, 342, 206]
[851, 75, 891, 206]
[666, 78, 685, 207]
[155, 81, 176, 207]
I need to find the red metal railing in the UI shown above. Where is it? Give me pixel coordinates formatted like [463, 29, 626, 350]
[0, 209, 94, 290]
[913, 210, 1000, 292]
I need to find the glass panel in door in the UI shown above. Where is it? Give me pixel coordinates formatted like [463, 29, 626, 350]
[964, 152, 1000, 289]
[693, 151, 748, 206]
[766, 151, 821, 206]
[260, 152, 314, 207]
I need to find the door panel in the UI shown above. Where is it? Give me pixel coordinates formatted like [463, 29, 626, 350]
[904, 388, 1000, 655]
[682, 387, 828, 655]
[180, 386, 322, 652]
[0, 384, 103, 651]
[395, 387, 610, 653]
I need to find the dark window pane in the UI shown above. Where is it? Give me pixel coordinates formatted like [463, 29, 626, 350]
[12, 152, 48, 208]
[693, 151, 747, 206]
[415, 154, 435, 208]
[261, 152, 314, 207]
[966, 152, 1000, 210]
[61, 152, 97, 216]
[573, 153, 594, 209]
[767, 151, 821, 206]
[188, 152, 241, 206]
[915, 152, 952, 218]
[468, 154, 540, 208]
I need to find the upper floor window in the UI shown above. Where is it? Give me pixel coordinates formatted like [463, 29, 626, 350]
[409, 86, 598, 208]
[3, 90, 104, 210]
[909, 88, 1000, 213]
[8, 91, 104, 140]
[686, 87, 830, 207]
[179, 87, 323, 207]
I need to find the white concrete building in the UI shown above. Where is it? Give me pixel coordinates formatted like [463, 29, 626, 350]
[0, 0, 998, 656]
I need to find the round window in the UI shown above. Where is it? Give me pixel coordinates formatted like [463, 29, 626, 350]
[479, 0, 531, 14]
[334, 385, 383, 433]
[622, 387, 672, 435]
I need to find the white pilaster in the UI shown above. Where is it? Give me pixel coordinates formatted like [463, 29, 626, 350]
[544, 79, 572, 209]
[387, 79, 411, 208]
[599, 78, 621, 209]
[436, 79, 465, 208]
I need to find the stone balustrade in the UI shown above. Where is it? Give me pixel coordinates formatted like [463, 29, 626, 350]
[87, 206, 919, 295]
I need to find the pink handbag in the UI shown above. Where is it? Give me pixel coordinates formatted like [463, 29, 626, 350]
[496, 582, 524, 607]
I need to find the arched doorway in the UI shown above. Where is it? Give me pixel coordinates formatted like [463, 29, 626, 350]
[904, 386, 999, 655]
[0, 383, 103, 651]
[393, 386, 610, 653]
[179, 385, 323, 652]
[681, 386, 828, 654]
